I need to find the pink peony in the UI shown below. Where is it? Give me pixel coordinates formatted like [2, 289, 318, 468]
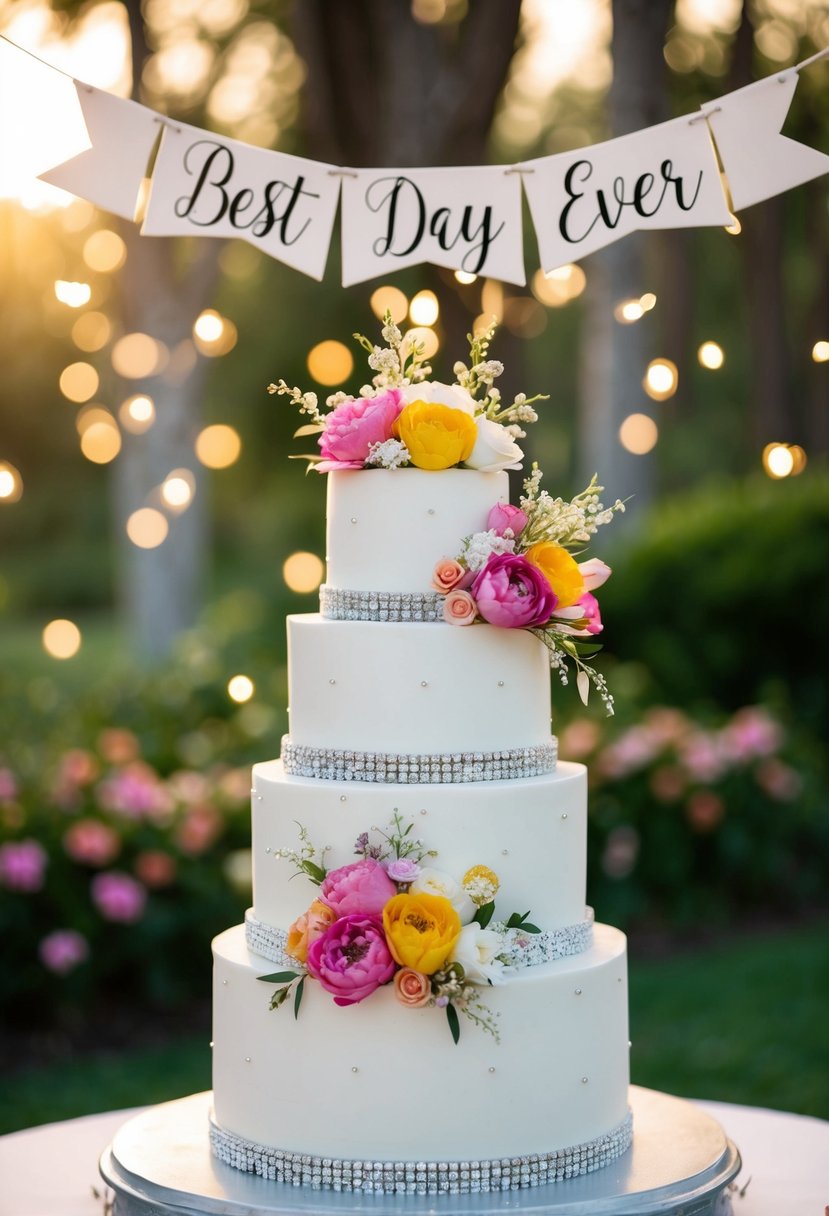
[317, 389, 403, 472]
[63, 819, 120, 867]
[487, 502, 528, 538]
[578, 557, 612, 591]
[306, 913, 396, 1005]
[0, 839, 47, 892]
[39, 929, 90, 975]
[319, 857, 397, 917]
[431, 558, 468, 594]
[443, 588, 477, 625]
[471, 553, 557, 629]
[386, 857, 421, 884]
[721, 707, 782, 763]
[96, 764, 170, 820]
[91, 870, 147, 923]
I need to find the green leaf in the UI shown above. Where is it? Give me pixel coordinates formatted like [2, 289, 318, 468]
[473, 901, 495, 929]
[520, 922, 541, 934]
[269, 986, 291, 1011]
[293, 976, 305, 1020]
[301, 860, 327, 884]
[505, 911, 540, 933]
[257, 971, 300, 984]
[446, 1002, 461, 1045]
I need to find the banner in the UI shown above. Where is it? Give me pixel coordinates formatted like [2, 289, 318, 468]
[704, 71, 829, 212]
[340, 165, 526, 286]
[40, 86, 159, 220]
[523, 113, 732, 273]
[142, 121, 341, 280]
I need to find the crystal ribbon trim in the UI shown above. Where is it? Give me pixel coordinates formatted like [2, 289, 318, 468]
[209, 1109, 633, 1193]
[245, 908, 594, 969]
[320, 584, 445, 622]
[280, 735, 558, 783]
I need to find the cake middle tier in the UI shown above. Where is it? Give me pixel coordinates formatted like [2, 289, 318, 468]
[287, 615, 553, 755]
[251, 760, 588, 933]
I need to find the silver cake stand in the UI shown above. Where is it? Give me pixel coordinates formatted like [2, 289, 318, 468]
[99, 1087, 741, 1215]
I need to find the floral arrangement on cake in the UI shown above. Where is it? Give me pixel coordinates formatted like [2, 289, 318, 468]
[433, 466, 623, 714]
[268, 313, 546, 473]
[259, 813, 540, 1043]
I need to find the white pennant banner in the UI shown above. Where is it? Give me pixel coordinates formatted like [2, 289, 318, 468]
[704, 71, 829, 212]
[142, 122, 341, 280]
[340, 165, 526, 287]
[40, 85, 160, 220]
[524, 113, 733, 273]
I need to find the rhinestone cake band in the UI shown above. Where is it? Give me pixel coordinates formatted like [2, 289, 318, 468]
[209, 1110, 633, 1194]
[320, 584, 445, 622]
[280, 735, 558, 783]
[244, 908, 595, 969]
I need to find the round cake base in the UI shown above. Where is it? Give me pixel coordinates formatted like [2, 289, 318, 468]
[99, 1087, 740, 1215]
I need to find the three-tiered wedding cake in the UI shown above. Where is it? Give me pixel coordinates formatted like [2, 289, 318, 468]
[209, 320, 632, 1195]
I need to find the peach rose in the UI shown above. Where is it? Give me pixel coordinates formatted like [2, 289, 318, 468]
[393, 968, 431, 1008]
[431, 558, 467, 594]
[285, 898, 337, 964]
[443, 589, 477, 626]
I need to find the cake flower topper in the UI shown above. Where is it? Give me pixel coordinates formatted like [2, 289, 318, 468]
[268, 313, 548, 473]
[258, 814, 541, 1044]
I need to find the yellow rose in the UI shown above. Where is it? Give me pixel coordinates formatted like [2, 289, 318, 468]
[393, 401, 477, 470]
[382, 892, 461, 975]
[525, 542, 585, 609]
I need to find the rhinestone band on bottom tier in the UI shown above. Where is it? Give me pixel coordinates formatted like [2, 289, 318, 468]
[320, 585, 445, 622]
[209, 1110, 633, 1194]
[280, 736, 558, 783]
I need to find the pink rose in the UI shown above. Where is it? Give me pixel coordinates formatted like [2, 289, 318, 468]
[39, 929, 89, 975]
[91, 871, 147, 923]
[306, 913, 396, 1005]
[431, 558, 468, 594]
[393, 968, 431, 1008]
[578, 558, 611, 591]
[317, 389, 403, 472]
[386, 857, 421, 884]
[443, 588, 477, 625]
[63, 819, 120, 866]
[0, 839, 47, 892]
[319, 857, 397, 917]
[471, 553, 557, 629]
[487, 502, 528, 537]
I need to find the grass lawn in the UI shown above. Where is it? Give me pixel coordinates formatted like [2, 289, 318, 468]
[3, 921, 827, 1136]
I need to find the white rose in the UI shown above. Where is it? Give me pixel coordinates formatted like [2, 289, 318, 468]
[464, 416, 524, 472]
[400, 381, 477, 416]
[453, 923, 508, 985]
[410, 868, 476, 923]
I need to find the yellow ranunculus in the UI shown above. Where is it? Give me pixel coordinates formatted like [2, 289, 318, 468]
[382, 892, 461, 975]
[525, 541, 585, 609]
[393, 401, 477, 470]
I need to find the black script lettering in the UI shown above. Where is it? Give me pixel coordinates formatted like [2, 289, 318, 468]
[366, 175, 504, 272]
[175, 141, 234, 225]
[559, 155, 705, 244]
[254, 176, 319, 245]
[429, 205, 505, 274]
[366, 176, 425, 258]
[661, 159, 703, 211]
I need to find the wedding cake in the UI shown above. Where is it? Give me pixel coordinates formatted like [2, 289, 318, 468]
[209, 318, 632, 1195]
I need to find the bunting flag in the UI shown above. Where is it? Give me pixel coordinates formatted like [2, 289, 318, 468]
[39, 86, 160, 220]
[704, 70, 829, 212]
[340, 165, 526, 287]
[0, 38, 90, 184]
[522, 113, 733, 274]
[142, 121, 341, 280]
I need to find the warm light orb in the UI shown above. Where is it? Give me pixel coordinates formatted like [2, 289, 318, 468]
[762, 443, 794, 479]
[76, 405, 115, 434]
[369, 286, 408, 323]
[42, 619, 81, 660]
[614, 298, 645, 323]
[55, 280, 92, 308]
[83, 229, 127, 272]
[307, 340, 354, 386]
[195, 424, 242, 469]
[0, 462, 23, 503]
[409, 290, 440, 326]
[60, 362, 99, 403]
[403, 327, 440, 359]
[194, 310, 225, 343]
[112, 332, 166, 378]
[643, 358, 678, 401]
[789, 445, 807, 475]
[532, 265, 586, 308]
[161, 469, 195, 510]
[80, 421, 122, 464]
[126, 507, 169, 548]
[72, 311, 112, 352]
[119, 394, 155, 434]
[619, 413, 658, 454]
[283, 551, 325, 594]
[454, 270, 477, 285]
[698, 341, 724, 370]
[227, 674, 255, 703]
[640, 292, 657, 312]
[811, 341, 829, 363]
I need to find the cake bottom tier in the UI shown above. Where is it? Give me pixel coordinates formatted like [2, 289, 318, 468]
[211, 922, 631, 1178]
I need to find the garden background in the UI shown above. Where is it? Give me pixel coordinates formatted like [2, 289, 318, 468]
[1, 0, 828, 1133]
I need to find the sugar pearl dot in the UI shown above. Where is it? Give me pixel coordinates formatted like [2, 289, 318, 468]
[329, 678, 336, 685]
[351, 1066, 359, 1073]
[497, 680, 505, 687]
[581, 1077, 589, 1084]
[245, 1056, 252, 1063]
[488, 1067, 496, 1074]
[574, 988, 582, 996]
[561, 813, 568, 820]
[420, 808, 428, 816]
[265, 847, 271, 854]
[350, 517, 357, 524]
[340, 795, 347, 802]
[222, 980, 228, 986]
[501, 849, 509, 856]
[421, 681, 428, 688]
[427, 508, 436, 515]
[209, 1040, 214, 1047]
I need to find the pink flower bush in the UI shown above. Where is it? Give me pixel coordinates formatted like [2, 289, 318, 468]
[39, 929, 90, 975]
[471, 554, 557, 629]
[91, 870, 147, 923]
[306, 913, 396, 1005]
[0, 839, 47, 892]
[319, 857, 397, 917]
[134, 850, 177, 887]
[0, 768, 18, 802]
[63, 818, 120, 867]
[487, 502, 527, 537]
[317, 389, 403, 472]
[97, 764, 172, 820]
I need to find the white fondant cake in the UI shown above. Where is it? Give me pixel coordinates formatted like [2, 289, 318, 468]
[210, 468, 632, 1194]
